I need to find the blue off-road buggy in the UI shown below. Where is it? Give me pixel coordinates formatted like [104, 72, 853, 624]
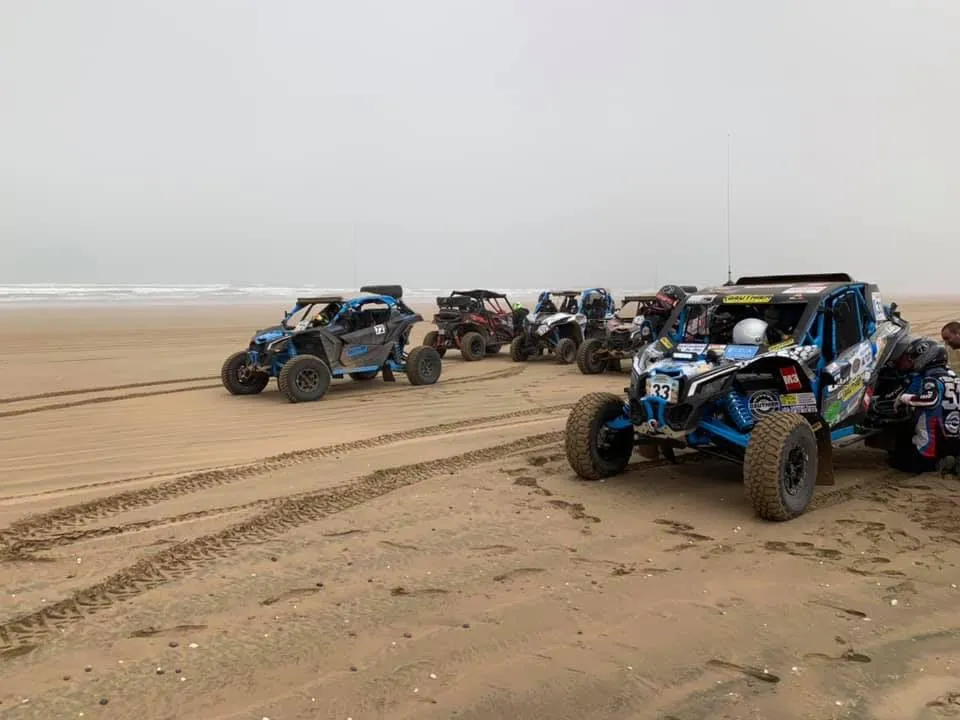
[509, 288, 616, 364]
[221, 285, 442, 403]
[565, 273, 915, 521]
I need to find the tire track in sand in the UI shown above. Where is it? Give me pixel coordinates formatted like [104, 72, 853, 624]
[0, 376, 220, 404]
[0, 403, 570, 554]
[0, 364, 526, 419]
[0, 431, 562, 654]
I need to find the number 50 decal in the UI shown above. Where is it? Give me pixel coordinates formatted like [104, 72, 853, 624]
[943, 378, 960, 411]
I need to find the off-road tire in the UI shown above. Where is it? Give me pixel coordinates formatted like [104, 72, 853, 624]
[422, 330, 446, 357]
[576, 338, 607, 374]
[565, 392, 634, 480]
[510, 336, 530, 362]
[406, 345, 442, 385]
[556, 337, 577, 364]
[277, 355, 331, 403]
[349, 370, 379, 381]
[460, 331, 485, 361]
[221, 351, 270, 395]
[485, 343, 502, 355]
[744, 412, 818, 521]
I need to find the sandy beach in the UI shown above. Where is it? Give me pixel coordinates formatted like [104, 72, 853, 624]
[1, 297, 959, 720]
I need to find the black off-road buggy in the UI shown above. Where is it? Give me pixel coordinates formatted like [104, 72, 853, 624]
[422, 290, 525, 361]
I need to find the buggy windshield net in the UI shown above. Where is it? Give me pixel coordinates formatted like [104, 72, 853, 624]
[676, 301, 807, 345]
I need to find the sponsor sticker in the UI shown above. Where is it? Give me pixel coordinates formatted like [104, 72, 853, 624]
[672, 351, 693, 360]
[724, 344, 760, 360]
[824, 401, 842, 424]
[687, 294, 716, 304]
[677, 342, 708, 354]
[722, 294, 773, 304]
[659, 337, 674, 350]
[347, 345, 368, 357]
[945, 410, 960, 436]
[782, 285, 826, 294]
[768, 339, 796, 351]
[839, 377, 865, 402]
[779, 366, 803, 391]
[872, 292, 886, 322]
[780, 392, 818, 413]
[749, 390, 781, 418]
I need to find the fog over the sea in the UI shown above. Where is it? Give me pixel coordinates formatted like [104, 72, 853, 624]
[2, 1, 958, 293]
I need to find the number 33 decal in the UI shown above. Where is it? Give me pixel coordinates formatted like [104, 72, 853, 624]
[651, 383, 671, 399]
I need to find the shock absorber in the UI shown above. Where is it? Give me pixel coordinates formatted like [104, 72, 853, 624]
[721, 391, 753, 432]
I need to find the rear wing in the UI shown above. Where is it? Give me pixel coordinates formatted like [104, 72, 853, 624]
[734, 273, 853, 285]
[296, 296, 344, 305]
[622, 294, 657, 305]
[436, 295, 479, 311]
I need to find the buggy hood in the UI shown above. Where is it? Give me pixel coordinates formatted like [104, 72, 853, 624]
[634, 337, 822, 385]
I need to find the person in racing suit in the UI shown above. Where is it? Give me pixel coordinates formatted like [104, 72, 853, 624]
[638, 285, 685, 343]
[888, 336, 960, 475]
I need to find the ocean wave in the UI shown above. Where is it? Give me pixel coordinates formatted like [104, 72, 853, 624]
[0, 284, 548, 305]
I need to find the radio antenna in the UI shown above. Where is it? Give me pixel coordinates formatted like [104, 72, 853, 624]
[726, 132, 733, 284]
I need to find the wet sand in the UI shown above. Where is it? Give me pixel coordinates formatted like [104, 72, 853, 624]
[0, 298, 959, 719]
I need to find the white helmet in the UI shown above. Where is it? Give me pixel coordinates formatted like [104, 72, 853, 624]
[732, 317, 768, 346]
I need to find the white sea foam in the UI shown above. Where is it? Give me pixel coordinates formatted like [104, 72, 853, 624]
[0, 284, 547, 306]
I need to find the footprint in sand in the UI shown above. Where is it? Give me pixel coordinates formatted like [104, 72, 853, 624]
[259, 588, 321, 606]
[802, 648, 872, 663]
[389, 586, 449, 597]
[493, 568, 545, 583]
[128, 623, 208, 638]
[548, 499, 600, 523]
[705, 658, 780, 683]
[472, 544, 518, 556]
[654, 518, 714, 542]
[513, 476, 553, 496]
[379, 540, 419, 551]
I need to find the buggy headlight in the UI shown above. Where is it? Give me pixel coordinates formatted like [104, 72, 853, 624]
[536, 325, 550, 336]
[266, 337, 290, 351]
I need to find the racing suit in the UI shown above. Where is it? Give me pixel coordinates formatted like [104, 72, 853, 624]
[896, 366, 960, 471]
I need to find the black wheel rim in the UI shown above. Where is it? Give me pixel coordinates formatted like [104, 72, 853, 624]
[295, 367, 321, 393]
[470, 338, 483, 355]
[420, 355, 438, 380]
[597, 424, 632, 461]
[783, 446, 808, 496]
[236, 361, 257, 385]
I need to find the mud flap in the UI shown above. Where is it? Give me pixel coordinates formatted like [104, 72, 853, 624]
[813, 421, 835, 486]
[382, 365, 396, 382]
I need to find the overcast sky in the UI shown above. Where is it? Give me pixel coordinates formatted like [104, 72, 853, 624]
[2, 0, 958, 292]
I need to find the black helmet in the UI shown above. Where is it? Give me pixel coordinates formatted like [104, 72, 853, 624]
[650, 284, 685, 314]
[893, 335, 948, 373]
